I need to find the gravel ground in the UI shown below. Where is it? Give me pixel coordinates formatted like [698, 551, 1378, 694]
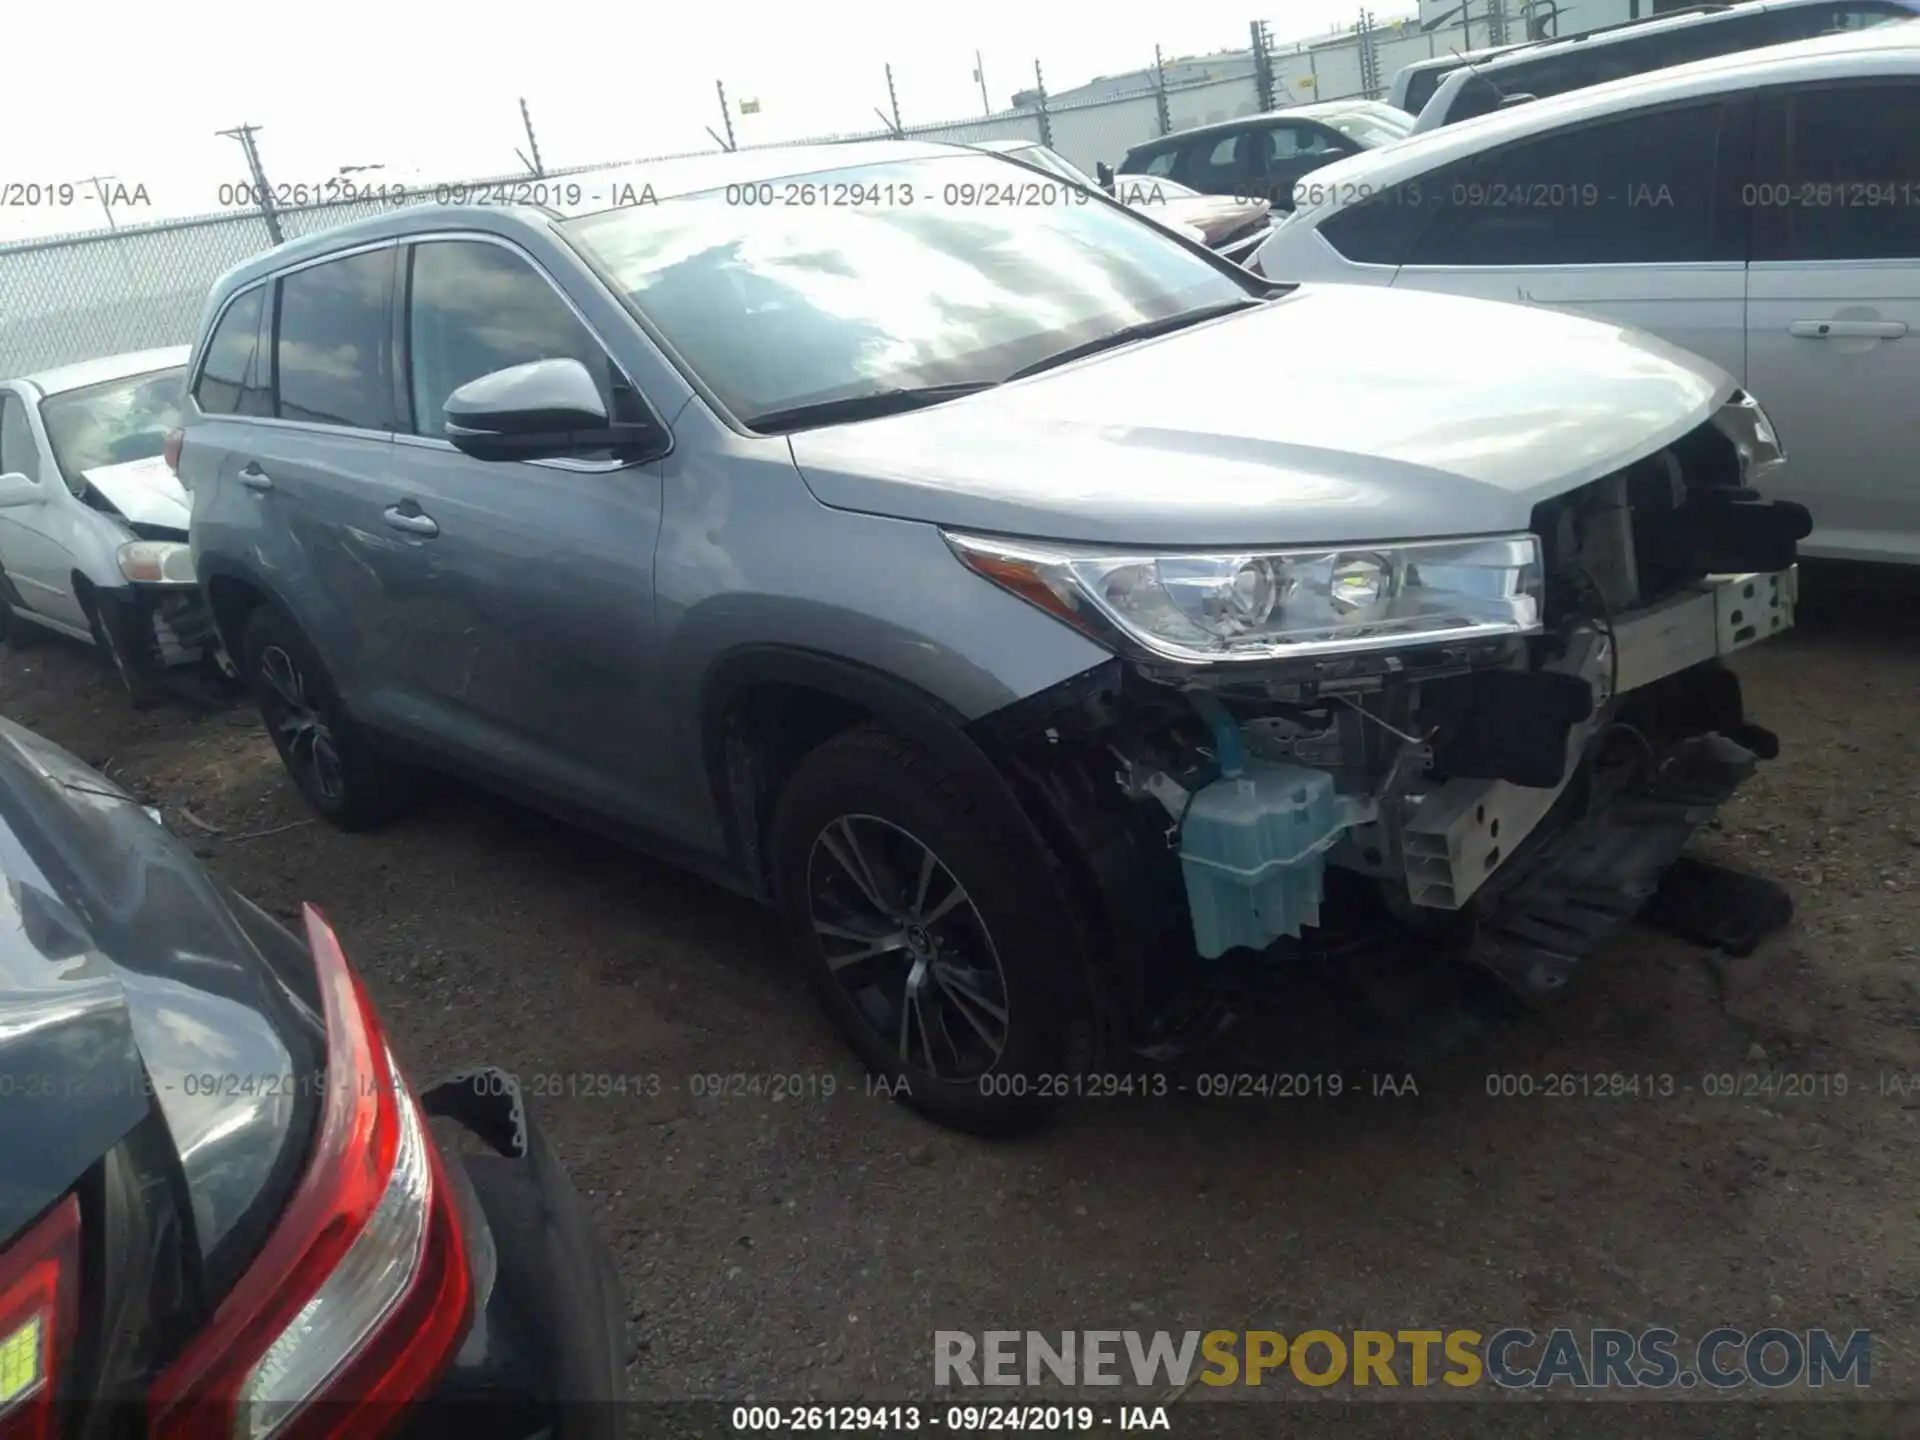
[1, 582, 1915, 1422]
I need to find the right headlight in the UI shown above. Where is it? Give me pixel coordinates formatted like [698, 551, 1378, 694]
[945, 530, 1543, 665]
[1710, 390, 1787, 488]
[117, 540, 196, 585]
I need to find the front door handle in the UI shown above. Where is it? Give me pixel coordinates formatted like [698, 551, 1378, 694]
[1789, 319, 1908, 339]
[383, 505, 439, 538]
[238, 463, 274, 492]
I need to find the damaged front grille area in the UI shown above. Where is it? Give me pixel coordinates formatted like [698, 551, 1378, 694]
[974, 416, 1807, 1055]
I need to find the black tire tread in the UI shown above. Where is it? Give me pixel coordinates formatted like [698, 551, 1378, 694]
[770, 721, 1099, 1137]
[240, 604, 419, 832]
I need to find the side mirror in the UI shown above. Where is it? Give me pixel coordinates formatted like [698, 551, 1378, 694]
[443, 359, 665, 463]
[0, 472, 44, 509]
[1497, 92, 1538, 109]
[1095, 161, 1115, 192]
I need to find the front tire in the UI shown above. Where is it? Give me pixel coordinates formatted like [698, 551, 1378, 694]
[769, 723, 1093, 1136]
[240, 605, 418, 830]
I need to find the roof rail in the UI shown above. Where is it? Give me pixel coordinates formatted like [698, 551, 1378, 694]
[1563, 2, 1733, 41]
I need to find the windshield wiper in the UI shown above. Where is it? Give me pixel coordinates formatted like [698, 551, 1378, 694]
[746, 382, 999, 434]
[1002, 299, 1266, 382]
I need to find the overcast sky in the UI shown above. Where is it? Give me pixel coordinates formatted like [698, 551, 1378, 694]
[1, 0, 1388, 242]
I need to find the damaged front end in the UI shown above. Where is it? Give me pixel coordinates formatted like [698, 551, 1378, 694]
[963, 392, 1809, 1053]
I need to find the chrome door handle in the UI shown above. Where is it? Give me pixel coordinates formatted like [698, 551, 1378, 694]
[238, 463, 274, 492]
[383, 505, 439, 538]
[1788, 319, 1908, 339]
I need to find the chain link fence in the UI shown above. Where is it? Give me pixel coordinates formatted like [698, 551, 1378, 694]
[0, 9, 1499, 377]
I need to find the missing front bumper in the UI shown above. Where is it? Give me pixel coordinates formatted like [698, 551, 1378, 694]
[1400, 569, 1796, 912]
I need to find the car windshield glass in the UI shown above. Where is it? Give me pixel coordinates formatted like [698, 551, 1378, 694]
[39, 367, 186, 493]
[1319, 106, 1415, 148]
[561, 154, 1251, 426]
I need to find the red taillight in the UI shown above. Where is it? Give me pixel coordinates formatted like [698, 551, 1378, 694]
[162, 428, 183, 476]
[0, 1196, 81, 1440]
[149, 905, 471, 1440]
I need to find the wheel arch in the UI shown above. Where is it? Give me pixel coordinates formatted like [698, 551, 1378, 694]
[698, 645, 1044, 902]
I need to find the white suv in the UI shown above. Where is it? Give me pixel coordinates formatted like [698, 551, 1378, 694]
[1252, 24, 1920, 568]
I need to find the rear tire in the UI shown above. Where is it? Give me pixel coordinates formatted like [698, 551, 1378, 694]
[240, 604, 419, 830]
[769, 723, 1094, 1136]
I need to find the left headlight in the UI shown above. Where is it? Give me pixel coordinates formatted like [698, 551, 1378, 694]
[945, 530, 1543, 664]
[117, 540, 196, 585]
[1710, 390, 1787, 487]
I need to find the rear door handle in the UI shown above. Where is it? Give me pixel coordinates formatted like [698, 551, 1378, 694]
[383, 504, 439, 538]
[238, 463, 274, 492]
[1788, 319, 1908, 339]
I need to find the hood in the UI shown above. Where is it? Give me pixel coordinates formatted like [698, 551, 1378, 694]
[1144, 194, 1272, 246]
[81, 454, 190, 531]
[0, 719, 321, 1250]
[788, 284, 1733, 549]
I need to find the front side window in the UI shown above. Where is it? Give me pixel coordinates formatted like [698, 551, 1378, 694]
[194, 286, 271, 418]
[1184, 135, 1244, 190]
[39, 368, 186, 495]
[274, 249, 395, 431]
[1408, 101, 1730, 266]
[1126, 147, 1180, 178]
[405, 239, 635, 440]
[1754, 81, 1920, 262]
[0, 393, 40, 482]
[562, 154, 1252, 426]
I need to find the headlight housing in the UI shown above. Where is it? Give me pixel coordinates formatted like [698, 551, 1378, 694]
[945, 530, 1543, 664]
[117, 540, 196, 585]
[1710, 390, 1787, 488]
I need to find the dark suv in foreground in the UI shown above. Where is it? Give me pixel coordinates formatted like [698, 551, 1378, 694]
[0, 717, 624, 1437]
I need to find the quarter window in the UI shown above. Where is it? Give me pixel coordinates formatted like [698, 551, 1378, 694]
[193, 286, 271, 418]
[1407, 102, 1730, 266]
[0, 394, 40, 482]
[274, 249, 396, 431]
[1755, 82, 1920, 261]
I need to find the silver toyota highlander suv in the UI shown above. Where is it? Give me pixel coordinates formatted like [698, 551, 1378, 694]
[175, 140, 1810, 1133]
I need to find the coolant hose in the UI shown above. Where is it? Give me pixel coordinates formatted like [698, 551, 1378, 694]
[1187, 691, 1246, 779]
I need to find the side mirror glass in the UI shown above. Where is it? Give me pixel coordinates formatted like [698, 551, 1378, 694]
[0, 471, 43, 509]
[443, 359, 665, 464]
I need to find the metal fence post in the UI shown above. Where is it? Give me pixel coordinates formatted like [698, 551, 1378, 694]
[710, 81, 738, 152]
[1153, 44, 1173, 135]
[1250, 20, 1277, 112]
[1032, 61, 1053, 148]
[1355, 9, 1382, 100]
[1487, 0, 1511, 48]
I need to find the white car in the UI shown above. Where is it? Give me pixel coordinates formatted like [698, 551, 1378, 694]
[0, 346, 218, 703]
[1251, 23, 1920, 568]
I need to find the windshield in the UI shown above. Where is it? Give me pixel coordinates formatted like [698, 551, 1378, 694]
[39, 367, 186, 496]
[563, 155, 1252, 426]
[1319, 105, 1416, 149]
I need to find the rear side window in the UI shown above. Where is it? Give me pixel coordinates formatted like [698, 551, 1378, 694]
[404, 239, 639, 442]
[1317, 178, 1447, 266]
[194, 286, 271, 418]
[0, 393, 40, 482]
[1408, 101, 1733, 266]
[274, 249, 396, 431]
[1402, 67, 1453, 115]
[1753, 81, 1920, 261]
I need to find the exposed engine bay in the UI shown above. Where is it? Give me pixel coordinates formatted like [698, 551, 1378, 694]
[973, 400, 1811, 1055]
